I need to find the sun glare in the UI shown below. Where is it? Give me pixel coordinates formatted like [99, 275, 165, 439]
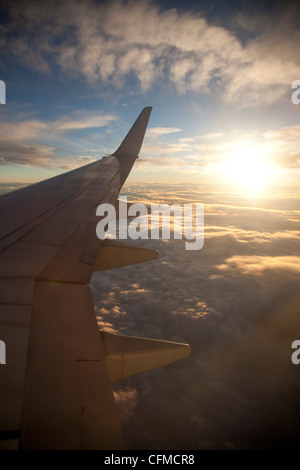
[220, 146, 274, 196]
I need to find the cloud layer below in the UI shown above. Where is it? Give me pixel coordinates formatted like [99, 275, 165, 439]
[91, 183, 300, 449]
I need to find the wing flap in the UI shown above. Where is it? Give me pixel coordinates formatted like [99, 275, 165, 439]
[77, 360, 124, 449]
[19, 282, 124, 449]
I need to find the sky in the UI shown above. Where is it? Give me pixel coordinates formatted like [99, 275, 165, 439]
[1, 0, 300, 450]
[0, 0, 300, 190]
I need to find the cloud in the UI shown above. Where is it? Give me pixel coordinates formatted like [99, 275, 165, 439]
[3, 112, 299, 176]
[91, 182, 300, 449]
[276, 152, 300, 169]
[113, 387, 139, 422]
[223, 1, 300, 105]
[217, 255, 300, 276]
[0, 181, 28, 195]
[146, 127, 182, 139]
[137, 123, 300, 175]
[264, 125, 300, 141]
[1, 0, 299, 106]
[0, 111, 116, 168]
[53, 113, 117, 132]
[261, 125, 300, 169]
[0, 112, 116, 140]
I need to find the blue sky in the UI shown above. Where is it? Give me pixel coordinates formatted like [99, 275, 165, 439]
[0, 0, 300, 191]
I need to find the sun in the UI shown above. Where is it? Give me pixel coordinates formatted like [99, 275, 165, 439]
[220, 146, 274, 196]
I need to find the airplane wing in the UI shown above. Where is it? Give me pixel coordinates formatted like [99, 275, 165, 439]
[0, 107, 190, 450]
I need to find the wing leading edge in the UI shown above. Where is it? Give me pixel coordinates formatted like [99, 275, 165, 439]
[0, 107, 190, 450]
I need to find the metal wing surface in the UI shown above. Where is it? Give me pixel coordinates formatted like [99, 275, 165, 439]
[0, 107, 190, 449]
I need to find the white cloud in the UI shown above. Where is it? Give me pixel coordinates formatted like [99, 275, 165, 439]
[2, 0, 299, 105]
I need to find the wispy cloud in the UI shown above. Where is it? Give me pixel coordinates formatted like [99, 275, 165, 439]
[0, 111, 116, 168]
[138, 125, 300, 175]
[146, 127, 182, 139]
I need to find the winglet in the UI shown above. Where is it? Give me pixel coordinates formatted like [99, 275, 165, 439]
[113, 107, 152, 186]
